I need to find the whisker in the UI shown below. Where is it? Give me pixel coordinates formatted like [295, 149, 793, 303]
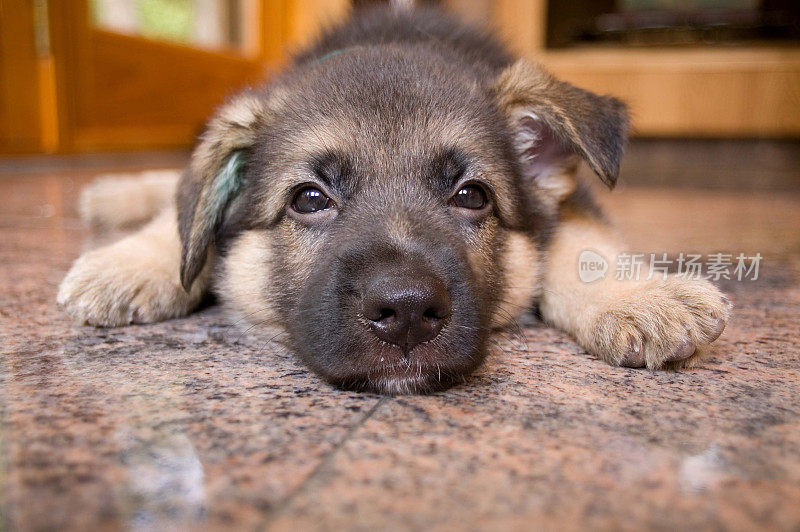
[491, 306, 530, 354]
[223, 307, 273, 339]
[255, 330, 289, 357]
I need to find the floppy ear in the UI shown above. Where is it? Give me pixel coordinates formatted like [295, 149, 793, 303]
[492, 59, 629, 204]
[177, 92, 269, 290]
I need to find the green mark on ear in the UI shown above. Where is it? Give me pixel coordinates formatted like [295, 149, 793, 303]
[209, 150, 245, 214]
[195, 150, 246, 241]
[316, 47, 355, 64]
[182, 150, 246, 290]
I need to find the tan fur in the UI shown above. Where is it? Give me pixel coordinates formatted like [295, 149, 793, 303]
[80, 170, 180, 229]
[493, 230, 540, 328]
[538, 211, 732, 369]
[58, 208, 211, 326]
[217, 230, 280, 329]
[533, 165, 577, 210]
[218, 225, 329, 330]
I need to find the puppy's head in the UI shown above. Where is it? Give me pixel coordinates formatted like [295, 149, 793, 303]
[177, 47, 627, 394]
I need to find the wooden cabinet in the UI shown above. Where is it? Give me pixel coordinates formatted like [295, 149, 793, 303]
[454, 0, 800, 137]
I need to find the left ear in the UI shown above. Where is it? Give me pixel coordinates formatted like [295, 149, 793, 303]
[491, 59, 629, 203]
[177, 92, 270, 290]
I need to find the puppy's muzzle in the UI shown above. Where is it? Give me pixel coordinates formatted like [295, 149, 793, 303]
[361, 271, 451, 352]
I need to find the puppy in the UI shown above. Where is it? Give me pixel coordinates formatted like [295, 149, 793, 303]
[58, 5, 731, 394]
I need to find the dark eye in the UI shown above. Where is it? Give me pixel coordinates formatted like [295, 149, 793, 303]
[292, 187, 332, 213]
[452, 185, 487, 210]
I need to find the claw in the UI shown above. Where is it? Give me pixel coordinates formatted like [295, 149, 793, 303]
[620, 338, 645, 368]
[706, 318, 726, 343]
[666, 339, 695, 362]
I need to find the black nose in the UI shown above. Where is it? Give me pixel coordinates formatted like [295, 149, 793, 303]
[362, 272, 451, 351]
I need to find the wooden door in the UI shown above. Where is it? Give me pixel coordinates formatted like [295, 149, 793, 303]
[0, 0, 349, 154]
[49, 0, 285, 152]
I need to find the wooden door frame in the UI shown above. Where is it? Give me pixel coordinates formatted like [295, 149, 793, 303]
[46, 1, 285, 152]
[1, 0, 352, 154]
[44, 0, 351, 153]
[0, 0, 58, 154]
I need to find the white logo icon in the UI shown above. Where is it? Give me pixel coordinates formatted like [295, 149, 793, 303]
[578, 250, 608, 283]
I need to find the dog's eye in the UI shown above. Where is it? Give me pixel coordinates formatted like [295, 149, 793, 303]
[452, 185, 487, 210]
[292, 187, 332, 213]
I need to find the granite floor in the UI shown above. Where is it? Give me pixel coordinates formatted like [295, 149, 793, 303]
[1, 158, 800, 531]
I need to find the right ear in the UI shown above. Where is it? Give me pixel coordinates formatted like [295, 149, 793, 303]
[177, 92, 269, 290]
[491, 59, 629, 207]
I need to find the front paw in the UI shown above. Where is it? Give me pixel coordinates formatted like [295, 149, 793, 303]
[57, 241, 201, 327]
[586, 276, 732, 369]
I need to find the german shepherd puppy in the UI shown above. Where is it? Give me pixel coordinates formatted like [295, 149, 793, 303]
[58, 5, 731, 394]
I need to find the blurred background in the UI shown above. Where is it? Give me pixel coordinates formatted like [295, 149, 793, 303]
[2, 0, 799, 153]
[1, 0, 799, 255]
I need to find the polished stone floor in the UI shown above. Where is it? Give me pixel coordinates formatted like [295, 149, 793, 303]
[1, 157, 799, 530]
